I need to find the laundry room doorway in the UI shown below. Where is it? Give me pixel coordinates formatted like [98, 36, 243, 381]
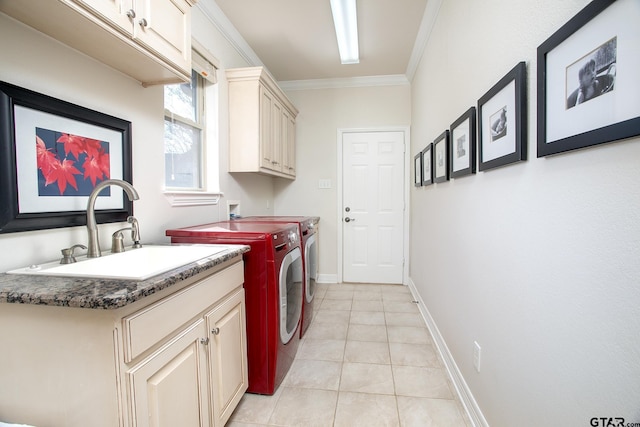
[338, 128, 409, 284]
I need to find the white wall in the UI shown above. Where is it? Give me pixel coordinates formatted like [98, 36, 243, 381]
[274, 85, 412, 280]
[0, 10, 274, 273]
[410, 0, 640, 425]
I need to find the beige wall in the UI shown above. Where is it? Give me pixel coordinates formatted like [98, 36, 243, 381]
[410, 0, 640, 425]
[274, 85, 412, 280]
[0, 10, 274, 273]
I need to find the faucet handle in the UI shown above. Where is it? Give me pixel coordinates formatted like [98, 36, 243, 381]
[111, 229, 127, 253]
[60, 244, 87, 264]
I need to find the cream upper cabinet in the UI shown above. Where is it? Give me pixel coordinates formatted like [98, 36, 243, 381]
[0, 0, 194, 86]
[228, 67, 298, 179]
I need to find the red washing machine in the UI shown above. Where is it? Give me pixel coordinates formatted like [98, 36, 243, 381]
[166, 221, 303, 395]
[234, 216, 319, 337]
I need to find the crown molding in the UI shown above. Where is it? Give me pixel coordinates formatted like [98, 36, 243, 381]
[195, 0, 263, 67]
[405, 0, 443, 82]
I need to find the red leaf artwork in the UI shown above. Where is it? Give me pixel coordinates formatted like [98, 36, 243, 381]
[36, 130, 111, 196]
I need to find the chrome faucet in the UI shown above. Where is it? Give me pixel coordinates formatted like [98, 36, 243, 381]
[86, 179, 140, 258]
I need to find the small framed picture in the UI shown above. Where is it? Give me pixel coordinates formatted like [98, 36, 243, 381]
[433, 130, 450, 183]
[421, 143, 433, 186]
[414, 152, 422, 187]
[537, 0, 640, 156]
[478, 61, 527, 171]
[449, 107, 476, 178]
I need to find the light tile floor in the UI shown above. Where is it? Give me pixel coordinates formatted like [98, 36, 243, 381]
[227, 283, 472, 427]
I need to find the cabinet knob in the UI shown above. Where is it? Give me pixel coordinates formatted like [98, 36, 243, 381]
[200, 337, 210, 345]
[139, 18, 148, 27]
[211, 327, 220, 335]
[126, 9, 136, 19]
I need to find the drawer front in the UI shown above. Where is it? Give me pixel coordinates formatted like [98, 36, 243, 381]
[123, 261, 243, 363]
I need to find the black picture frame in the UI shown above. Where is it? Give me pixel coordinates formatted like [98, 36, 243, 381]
[0, 81, 133, 234]
[433, 130, 450, 183]
[537, 0, 640, 157]
[478, 61, 527, 171]
[414, 152, 423, 187]
[449, 107, 476, 178]
[421, 143, 433, 186]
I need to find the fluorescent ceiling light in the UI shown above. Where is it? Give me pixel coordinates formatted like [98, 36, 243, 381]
[330, 0, 359, 64]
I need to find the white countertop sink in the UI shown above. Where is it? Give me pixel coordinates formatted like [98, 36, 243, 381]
[6, 245, 233, 281]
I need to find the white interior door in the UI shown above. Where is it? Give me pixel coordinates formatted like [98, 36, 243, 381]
[342, 131, 405, 284]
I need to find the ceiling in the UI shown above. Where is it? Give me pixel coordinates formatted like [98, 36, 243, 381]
[212, 0, 429, 83]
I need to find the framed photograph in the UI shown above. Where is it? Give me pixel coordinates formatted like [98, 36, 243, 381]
[421, 143, 433, 186]
[414, 152, 422, 187]
[433, 130, 449, 183]
[449, 107, 476, 178]
[478, 62, 527, 171]
[537, 0, 640, 157]
[0, 81, 133, 234]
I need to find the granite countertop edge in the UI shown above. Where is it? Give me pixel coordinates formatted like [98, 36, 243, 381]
[0, 245, 249, 310]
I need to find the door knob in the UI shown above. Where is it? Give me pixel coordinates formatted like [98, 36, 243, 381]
[344, 217, 355, 222]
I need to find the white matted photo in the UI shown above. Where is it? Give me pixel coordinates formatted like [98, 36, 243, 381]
[478, 61, 527, 171]
[537, 0, 640, 156]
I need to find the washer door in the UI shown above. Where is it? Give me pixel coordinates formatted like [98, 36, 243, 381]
[279, 247, 303, 344]
[304, 234, 318, 304]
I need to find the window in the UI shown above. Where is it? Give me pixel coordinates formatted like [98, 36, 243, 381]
[164, 70, 204, 190]
[163, 42, 221, 206]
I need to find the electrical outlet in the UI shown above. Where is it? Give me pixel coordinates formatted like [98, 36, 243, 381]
[473, 341, 481, 373]
[318, 179, 332, 189]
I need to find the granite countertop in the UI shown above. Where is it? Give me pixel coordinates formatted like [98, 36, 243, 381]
[0, 245, 249, 310]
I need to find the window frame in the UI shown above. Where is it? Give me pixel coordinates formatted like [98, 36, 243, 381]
[163, 40, 222, 207]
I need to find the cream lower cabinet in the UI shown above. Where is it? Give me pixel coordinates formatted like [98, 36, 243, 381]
[0, 0, 194, 85]
[0, 258, 247, 427]
[127, 288, 247, 427]
[228, 67, 298, 179]
[124, 263, 248, 427]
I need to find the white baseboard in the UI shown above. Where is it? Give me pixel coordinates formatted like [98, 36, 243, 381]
[407, 278, 489, 427]
[317, 273, 338, 284]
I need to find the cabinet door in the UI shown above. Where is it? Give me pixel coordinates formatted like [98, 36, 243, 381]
[128, 319, 210, 427]
[75, 0, 134, 34]
[270, 99, 284, 173]
[282, 111, 296, 177]
[133, 0, 191, 74]
[259, 86, 275, 170]
[206, 289, 248, 427]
